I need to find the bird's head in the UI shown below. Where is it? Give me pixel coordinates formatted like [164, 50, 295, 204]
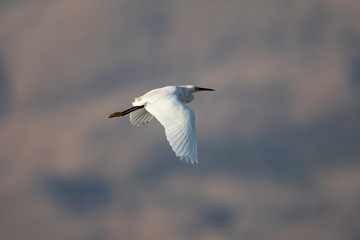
[179, 85, 215, 93]
[179, 85, 214, 103]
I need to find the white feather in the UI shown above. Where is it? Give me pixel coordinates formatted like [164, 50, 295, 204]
[136, 87, 198, 163]
[129, 108, 154, 126]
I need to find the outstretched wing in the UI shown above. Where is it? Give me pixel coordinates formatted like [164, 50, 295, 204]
[145, 95, 198, 163]
[129, 107, 154, 126]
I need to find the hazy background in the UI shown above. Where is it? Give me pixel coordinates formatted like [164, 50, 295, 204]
[1, 0, 360, 239]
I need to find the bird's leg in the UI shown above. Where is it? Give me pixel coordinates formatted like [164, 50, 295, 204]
[108, 112, 123, 118]
[108, 106, 144, 118]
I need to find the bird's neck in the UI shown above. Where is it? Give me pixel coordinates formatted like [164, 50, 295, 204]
[179, 90, 194, 103]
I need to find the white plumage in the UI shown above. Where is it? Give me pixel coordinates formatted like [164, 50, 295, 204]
[129, 107, 154, 126]
[109, 85, 214, 164]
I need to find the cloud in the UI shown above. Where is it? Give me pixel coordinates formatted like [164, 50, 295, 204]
[0, 53, 10, 121]
[45, 175, 114, 213]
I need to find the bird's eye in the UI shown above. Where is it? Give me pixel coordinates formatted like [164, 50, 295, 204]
[194, 87, 199, 90]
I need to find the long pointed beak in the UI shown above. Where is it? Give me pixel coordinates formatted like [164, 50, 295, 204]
[196, 87, 215, 91]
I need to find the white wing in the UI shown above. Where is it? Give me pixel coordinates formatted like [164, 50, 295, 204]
[145, 95, 198, 163]
[129, 108, 154, 126]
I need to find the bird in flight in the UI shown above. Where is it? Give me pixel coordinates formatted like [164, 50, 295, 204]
[109, 85, 214, 164]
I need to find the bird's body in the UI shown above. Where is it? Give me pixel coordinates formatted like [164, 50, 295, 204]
[109, 85, 214, 164]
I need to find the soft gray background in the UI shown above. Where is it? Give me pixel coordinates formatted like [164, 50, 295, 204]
[1, 0, 360, 239]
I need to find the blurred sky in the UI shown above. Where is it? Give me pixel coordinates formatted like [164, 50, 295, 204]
[1, 0, 360, 240]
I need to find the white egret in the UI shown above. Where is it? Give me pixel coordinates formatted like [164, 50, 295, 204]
[109, 85, 214, 164]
